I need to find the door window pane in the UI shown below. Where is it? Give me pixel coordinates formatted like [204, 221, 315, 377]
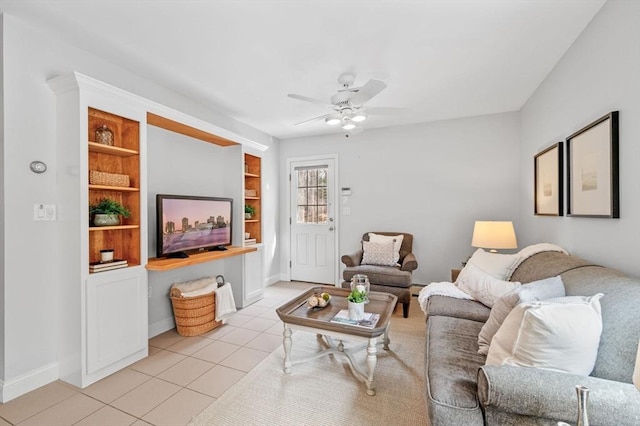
[295, 166, 328, 224]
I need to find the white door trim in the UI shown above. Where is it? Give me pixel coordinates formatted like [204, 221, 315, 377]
[285, 154, 340, 285]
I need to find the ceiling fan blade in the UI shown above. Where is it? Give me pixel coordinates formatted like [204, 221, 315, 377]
[287, 94, 328, 106]
[349, 80, 387, 105]
[294, 114, 330, 126]
[366, 106, 410, 115]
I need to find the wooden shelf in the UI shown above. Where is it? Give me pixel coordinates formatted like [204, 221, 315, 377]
[146, 246, 257, 271]
[89, 184, 140, 192]
[89, 225, 139, 232]
[88, 142, 138, 156]
[245, 219, 260, 223]
[244, 172, 260, 178]
[244, 196, 260, 200]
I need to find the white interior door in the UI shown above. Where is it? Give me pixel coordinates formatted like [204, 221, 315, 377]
[289, 158, 336, 284]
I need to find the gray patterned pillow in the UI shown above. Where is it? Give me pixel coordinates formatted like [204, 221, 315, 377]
[361, 241, 396, 266]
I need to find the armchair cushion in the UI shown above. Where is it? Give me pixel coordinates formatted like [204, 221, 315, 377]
[361, 241, 396, 266]
[368, 232, 404, 264]
[343, 265, 412, 288]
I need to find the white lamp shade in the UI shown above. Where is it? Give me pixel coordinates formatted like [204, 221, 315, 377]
[634, 339, 640, 391]
[471, 221, 518, 250]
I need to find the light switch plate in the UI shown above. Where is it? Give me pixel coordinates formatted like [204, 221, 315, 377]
[34, 204, 56, 221]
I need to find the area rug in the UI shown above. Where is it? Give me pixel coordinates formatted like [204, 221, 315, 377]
[190, 313, 427, 425]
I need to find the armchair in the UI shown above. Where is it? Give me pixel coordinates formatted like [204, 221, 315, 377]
[341, 232, 418, 318]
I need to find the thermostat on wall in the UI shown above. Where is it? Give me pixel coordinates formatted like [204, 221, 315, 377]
[341, 187, 352, 196]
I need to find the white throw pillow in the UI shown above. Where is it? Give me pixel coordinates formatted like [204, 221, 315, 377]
[456, 263, 521, 307]
[477, 276, 565, 355]
[361, 241, 396, 266]
[465, 248, 520, 280]
[368, 233, 404, 264]
[485, 294, 604, 376]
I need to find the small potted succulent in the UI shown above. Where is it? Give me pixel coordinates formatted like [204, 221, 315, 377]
[245, 204, 256, 219]
[347, 283, 368, 320]
[89, 198, 131, 226]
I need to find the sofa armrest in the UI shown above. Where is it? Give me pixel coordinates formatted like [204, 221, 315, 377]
[341, 250, 363, 267]
[401, 252, 418, 272]
[478, 365, 640, 424]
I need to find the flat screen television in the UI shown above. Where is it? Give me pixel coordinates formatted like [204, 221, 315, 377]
[156, 194, 233, 258]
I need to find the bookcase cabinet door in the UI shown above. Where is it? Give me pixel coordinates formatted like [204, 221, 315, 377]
[86, 268, 148, 374]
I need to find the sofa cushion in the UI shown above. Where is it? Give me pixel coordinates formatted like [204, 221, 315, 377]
[456, 263, 521, 307]
[425, 315, 485, 425]
[560, 265, 640, 382]
[486, 294, 604, 376]
[425, 295, 491, 323]
[477, 276, 565, 355]
[465, 248, 520, 280]
[343, 265, 412, 288]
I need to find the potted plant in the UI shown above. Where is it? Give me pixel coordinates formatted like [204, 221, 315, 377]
[89, 198, 131, 226]
[347, 283, 368, 320]
[245, 204, 256, 219]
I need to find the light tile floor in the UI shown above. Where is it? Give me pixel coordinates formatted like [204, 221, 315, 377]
[0, 281, 320, 426]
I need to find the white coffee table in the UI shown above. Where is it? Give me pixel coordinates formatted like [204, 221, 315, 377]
[276, 286, 397, 396]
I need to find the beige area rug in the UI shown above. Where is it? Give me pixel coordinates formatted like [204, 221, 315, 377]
[190, 313, 427, 426]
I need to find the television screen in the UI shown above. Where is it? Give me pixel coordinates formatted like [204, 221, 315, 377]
[157, 194, 233, 258]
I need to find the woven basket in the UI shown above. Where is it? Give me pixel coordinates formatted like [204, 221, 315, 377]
[169, 288, 221, 336]
[89, 170, 130, 187]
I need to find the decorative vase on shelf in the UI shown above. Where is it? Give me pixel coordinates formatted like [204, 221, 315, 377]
[93, 214, 120, 227]
[348, 301, 365, 321]
[245, 213, 252, 220]
[95, 124, 114, 146]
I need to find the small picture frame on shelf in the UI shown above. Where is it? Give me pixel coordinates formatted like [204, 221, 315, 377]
[245, 189, 257, 197]
[534, 142, 563, 216]
[566, 111, 619, 218]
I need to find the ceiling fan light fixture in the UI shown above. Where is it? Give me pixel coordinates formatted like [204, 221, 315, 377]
[341, 119, 356, 130]
[351, 112, 367, 122]
[325, 116, 341, 125]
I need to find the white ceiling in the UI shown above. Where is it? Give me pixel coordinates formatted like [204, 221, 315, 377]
[1, 0, 606, 140]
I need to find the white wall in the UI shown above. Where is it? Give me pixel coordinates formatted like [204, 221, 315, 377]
[146, 126, 234, 336]
[1, 13, 278, 396]
[279, 112, 520, 284]
[518, 0, 640, 277]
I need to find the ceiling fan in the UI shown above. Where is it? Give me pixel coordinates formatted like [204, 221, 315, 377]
[288, 73, 405, 132]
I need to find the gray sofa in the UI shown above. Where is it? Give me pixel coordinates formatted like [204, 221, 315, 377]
[424, 251, 640, 425]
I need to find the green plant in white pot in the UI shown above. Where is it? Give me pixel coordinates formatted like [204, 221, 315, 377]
[90, 198, 131, 226]
[347, 284, 367, 320]
[245, 204, 256, 219]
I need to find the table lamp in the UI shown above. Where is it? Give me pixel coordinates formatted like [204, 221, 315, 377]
[471, 221, 517, 253]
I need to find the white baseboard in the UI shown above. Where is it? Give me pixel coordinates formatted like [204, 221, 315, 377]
[265, 274, 281, 286]
[0, 362, 59, 403]
[148, 317, 176, 338]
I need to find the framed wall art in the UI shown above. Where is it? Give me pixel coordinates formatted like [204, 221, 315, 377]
[566, 111, 619, 218]
[534, 142, 563, 216]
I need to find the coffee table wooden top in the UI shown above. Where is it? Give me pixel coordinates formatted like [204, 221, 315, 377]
[276, 286, 397, 338]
